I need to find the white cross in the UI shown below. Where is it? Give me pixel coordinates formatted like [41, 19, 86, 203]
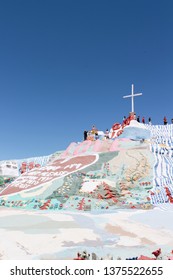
[123, 84, 142, 113]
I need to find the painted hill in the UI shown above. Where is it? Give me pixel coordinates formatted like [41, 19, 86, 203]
[0, 117, 173, 211]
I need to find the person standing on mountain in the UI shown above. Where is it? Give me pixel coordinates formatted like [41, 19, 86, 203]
[105, 129, 109, 139]
[142, 117, 145, 124]
[163, 116, 167, 125]
[148, 117, 152, 125]
[84, 130, 88, 141]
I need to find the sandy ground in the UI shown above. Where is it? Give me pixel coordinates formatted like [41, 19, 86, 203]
[0, 205, 173, 260]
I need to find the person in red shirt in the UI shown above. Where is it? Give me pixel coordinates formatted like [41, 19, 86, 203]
[142, 117, 145, 124]
[163, 116, 167, 125]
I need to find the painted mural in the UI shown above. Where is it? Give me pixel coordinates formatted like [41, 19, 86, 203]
[1, 120, 173, 212]
[0, 138, 154, 210]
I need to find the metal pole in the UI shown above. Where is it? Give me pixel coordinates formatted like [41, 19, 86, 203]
[131, 84, 134, 112]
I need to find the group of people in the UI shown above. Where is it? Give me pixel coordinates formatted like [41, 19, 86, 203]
[134, 116, 152, 124]
[123, 115, 152, 125]
[84, 125, 109, 141]
[84, 116, 173, 141]
[135, 116, 173, 125]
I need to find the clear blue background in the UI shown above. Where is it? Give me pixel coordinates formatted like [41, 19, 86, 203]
[0, 0, 173, 159]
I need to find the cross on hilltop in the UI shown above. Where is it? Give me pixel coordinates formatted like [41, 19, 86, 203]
[123, 84, 142, 113]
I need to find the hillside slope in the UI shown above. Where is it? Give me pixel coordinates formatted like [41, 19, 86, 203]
[0, 121, 173, 211]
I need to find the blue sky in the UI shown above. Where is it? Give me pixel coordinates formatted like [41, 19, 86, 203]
[0, 0, 173, 160]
